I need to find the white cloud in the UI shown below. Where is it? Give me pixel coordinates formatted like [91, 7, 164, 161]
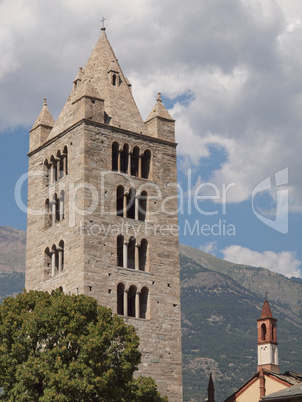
[221, 245, 302, 278]
[199, 241, 218, 255]
[1, 0, 302, 209]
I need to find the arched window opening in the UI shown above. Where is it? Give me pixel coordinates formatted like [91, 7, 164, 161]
[261, 323, 266, 341]
[117, 283, 125, 315]
[45, 199, 52, 228]
[59, 191, 65, 221]
[117, 235, 124, 267]
[54, 194, 59, 223]
[44, 159, 50, 187]
[140, 287, 149, 319]
[50, 156, 57, 184]
[112, 74, 117, 86]
[58, 286, 63, 292]
[44, 248, 52, 278]
[272, 324, 275, 341]
[56, 151, 62, 180]
[51, 245, 58, 276]
[127, 237, 136, 269]
[112, 142, 119, 171]
[141, 150, 151, 179]
[131, 146, 140, 177]
[58, 240, 64, 272]
[127, 188, 136, 219]
[138, 191, 147, 221]
[139, 239, 148, 271]
[116, 186, 124, 217]
[127, 285, 137, 317]
[120, 144, 129, 174]
[63, 146, 68, 176]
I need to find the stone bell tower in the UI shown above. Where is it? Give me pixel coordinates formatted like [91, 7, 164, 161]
[257, 297, 279, 373]
[25, 26, 183, 401]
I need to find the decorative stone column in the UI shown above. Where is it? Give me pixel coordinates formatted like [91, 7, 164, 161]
[123, 242, 128, 268]
[58, 248, 63, 272]
[123, 289, 128, 316]
[123, 193, 128, 218]
[59, 195, 64, 221]
[135, 291, 140, 318]
[127, 152, 131, 175]
[50, 163, 55, 184]
[118, 150, 121, 172]
[51, 200, 56, 226]
[135, 196, 139, 220]
[138, 154, 142, 178]
[135, 244, 140, 270]
[62, 153, 67, 176]
[56, 158, 61, 180]
[51, 251, 56, 277]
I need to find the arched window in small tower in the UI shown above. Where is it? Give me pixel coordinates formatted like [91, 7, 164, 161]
[127, 285, 137, 317]
[261, 323, 266, 341]
[140, 287, 149, 319]
[116, 186, 124, 217]
[139, 239, 148, 271]
[127, 237, 136, 269]
[127, 188, 136, 219]
[58, 240, 64, 272]
[272, 323, 275, 341]
[63, 146, 68, 176]
[112, 142, 119, 171]
[120, 144, 129, 174]
[117, 283, 125, 315]
[131, 146, 140, 177]
[138, 191, 147, 221]
[44, 247, 52, 278]
[117, 235, 124, 267]
[59, 190, 65, 221]
[45, 199, 52, 228]
[142, 150, 151, 179]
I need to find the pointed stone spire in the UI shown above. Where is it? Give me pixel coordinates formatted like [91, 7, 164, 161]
[29, 98, 55, 152]
[146, 92, 175, 122]
[47, 27, 146, 140]
[145, 92, 175, 142]
[31, 98, 55, 131]
[207, 373, 215, 402]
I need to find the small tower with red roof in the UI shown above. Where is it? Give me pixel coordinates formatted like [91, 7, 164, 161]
[257, 295, 279, 373]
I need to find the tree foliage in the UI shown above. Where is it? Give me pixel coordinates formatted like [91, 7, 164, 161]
[0, 290, 166, 401]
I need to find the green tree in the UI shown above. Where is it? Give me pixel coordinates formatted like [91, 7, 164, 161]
[0, 290, 166, 401]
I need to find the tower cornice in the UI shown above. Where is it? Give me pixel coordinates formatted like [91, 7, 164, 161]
[28, 119, 177, 157]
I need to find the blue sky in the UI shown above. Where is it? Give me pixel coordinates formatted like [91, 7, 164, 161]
[1, 0, 302, 278]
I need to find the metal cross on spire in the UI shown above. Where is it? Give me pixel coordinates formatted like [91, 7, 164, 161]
[101, 17, 106, 29]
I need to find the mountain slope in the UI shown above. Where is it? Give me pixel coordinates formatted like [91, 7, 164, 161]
[0, 226, 26, 273]
[0, 227, 301, 401]
[179, 253, 302, 401]
[180, 244, 302, 318]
